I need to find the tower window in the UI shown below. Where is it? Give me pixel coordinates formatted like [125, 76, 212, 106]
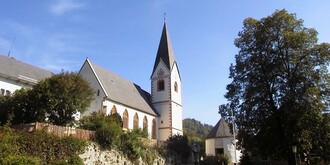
[157, 79, 165, 91]
[174, 82, 178, 92]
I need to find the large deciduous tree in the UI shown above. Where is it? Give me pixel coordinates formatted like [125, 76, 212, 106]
[219, 9, 330, 162]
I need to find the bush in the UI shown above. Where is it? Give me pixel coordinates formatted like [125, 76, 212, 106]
[201, 154, 230, 165]
[0, 127, 86, 165]
[166, 134, 191, 163]
[0, 155, 41, 165]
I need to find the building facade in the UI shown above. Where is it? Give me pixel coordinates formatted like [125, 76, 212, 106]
[79, 22, 183, 141]
[0, 55, 53, 96]
[205, 118, 241, 164]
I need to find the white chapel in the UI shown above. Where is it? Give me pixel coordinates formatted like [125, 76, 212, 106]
[79, 22, 183, 141]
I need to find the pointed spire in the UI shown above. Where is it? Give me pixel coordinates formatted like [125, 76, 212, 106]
[152, 22, 176, 75]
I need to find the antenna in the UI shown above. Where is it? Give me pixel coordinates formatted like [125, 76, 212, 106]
[8, 38, 16, 57]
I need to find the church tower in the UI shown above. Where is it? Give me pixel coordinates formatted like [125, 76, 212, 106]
[151, 22, 183, 141]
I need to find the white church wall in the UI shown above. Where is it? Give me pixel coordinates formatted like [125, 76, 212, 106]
[171, 102, 182, 135]
[79, 61, 106, 116]
[153, 103, 170, 127]
[103, 100, 158, 139]
[170, 64, 182, 104]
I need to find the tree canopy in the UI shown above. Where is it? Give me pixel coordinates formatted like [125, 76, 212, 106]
[0, 71, 94, 126]
[219, 9, 330, 162]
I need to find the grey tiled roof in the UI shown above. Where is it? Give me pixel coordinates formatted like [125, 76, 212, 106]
[0, 55, 53, 84]
[87, 60, 159, 116]
[151, 22, 176, 75]
[206, 118, 233, 139]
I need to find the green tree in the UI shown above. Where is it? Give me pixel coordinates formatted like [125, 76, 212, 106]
[34, 71, 94, 125]
[166, 134, 191, 164]
[0, 71, 94, 126]
[219, 9, 330, 163]
[0, 88, 46, 125]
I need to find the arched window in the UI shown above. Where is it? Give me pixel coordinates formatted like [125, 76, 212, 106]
[123, 110, 129, 129]
[133, 113, 139, 129]
[143, 116, 148, 130]
[110, 105, 117, 115]
[101, 106, 107, 116]
[174, 82, 178, 92]
[152, 119, 156, 139]
[157, 79, 165, 91]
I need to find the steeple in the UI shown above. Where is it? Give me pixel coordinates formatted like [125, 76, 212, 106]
[151, 22, 176, 76]
[150, 22, 183, 141]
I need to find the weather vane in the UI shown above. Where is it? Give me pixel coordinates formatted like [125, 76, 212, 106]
[164, 13, 166, 21]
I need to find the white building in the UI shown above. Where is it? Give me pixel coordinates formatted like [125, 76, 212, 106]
[79, 22, 183, 141]
[0, 55, 53, 96]
[205, 118, 241, 164]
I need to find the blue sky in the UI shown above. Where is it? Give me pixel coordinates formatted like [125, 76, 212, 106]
[1, 1, 330, 125]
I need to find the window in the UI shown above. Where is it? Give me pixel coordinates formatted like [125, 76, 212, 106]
[143, 116, 148, 130]
[157, 79, 165, 91]
[133, 113, 139, 129]
[97, 89, 100, 96]
[174, 82, 178, 92]
[5, 90, 11, 96]
[123, 110, 129, 129]
[102, 106, 107, 115]
[152, 119, 156, 139]
[110, 105, 117, 115]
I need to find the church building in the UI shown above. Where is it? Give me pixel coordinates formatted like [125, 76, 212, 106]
[79, 22, 183, 141]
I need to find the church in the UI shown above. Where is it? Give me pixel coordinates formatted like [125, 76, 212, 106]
[78, 22, 183, 141]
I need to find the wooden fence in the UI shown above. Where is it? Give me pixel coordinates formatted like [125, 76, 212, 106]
[12, 122, 94, 140]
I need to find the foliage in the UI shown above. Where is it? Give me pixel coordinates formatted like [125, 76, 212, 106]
[239, 152, 252, 165]
[200, 154, 230, 165]
[33, 71, 94, 126]
[183, 118, 213, 140]
[0, 126, 86, 165]
[0, 89, 46, 125]
[79, 112, 123, 131]
[80, 112, 156, 164]
[0, 71, 94, 126]
[318, 113, 330, 163]
[219, 9, 330, 162]
[117, 128, 149, 161]
[183, 118, 212, 156]
[166, 134, 191, 163]
[0, 155, 41, 165]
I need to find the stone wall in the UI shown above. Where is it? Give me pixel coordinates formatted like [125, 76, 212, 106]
[80, 143, 166, 165]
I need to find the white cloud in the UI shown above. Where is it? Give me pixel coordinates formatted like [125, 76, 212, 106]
[49, 0, 85, 16]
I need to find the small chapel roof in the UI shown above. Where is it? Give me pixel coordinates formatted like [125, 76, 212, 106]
[85, 59, 159, 117]
[151, 22, 176, 75]
[0, 54, 53, 85]
[206, 118, 233, 139]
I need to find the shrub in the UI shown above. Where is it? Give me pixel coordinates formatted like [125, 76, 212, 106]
[0, 155, 41, 165]
[166, 134, 191, 163]
[0, 127, 86, 165]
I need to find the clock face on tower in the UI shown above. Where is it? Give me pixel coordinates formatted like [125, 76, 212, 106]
[157, 69, 164, 76]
